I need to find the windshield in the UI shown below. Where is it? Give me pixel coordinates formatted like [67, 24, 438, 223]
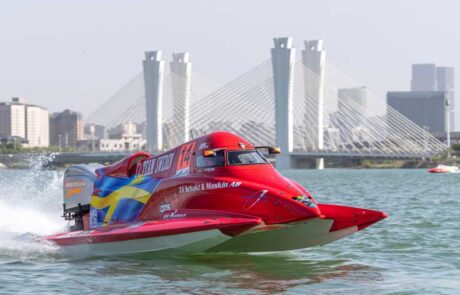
[195, 150, 225, 168]
[227, 150, 268, 166]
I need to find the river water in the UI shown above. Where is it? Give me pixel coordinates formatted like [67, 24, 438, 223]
[0, 167, 458, 294]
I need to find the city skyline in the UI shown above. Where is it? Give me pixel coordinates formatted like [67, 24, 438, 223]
[1, 0, 460, 129]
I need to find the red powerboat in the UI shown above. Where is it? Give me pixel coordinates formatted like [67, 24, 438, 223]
[427, 164, 459, 173]
[46, 131, 387, 257]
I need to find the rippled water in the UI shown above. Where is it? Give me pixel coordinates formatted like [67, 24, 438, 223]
[0, 167, 459, 294]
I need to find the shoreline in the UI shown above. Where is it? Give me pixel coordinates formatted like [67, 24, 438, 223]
[0, 152, 455, 170]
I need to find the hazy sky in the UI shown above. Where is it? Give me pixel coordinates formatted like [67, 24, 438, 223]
[1, 0, 459, 128]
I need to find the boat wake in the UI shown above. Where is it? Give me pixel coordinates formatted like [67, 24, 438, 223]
[0, 156, 66, 261]
[0, 232, 60, 261]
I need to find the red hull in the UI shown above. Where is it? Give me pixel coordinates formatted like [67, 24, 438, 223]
[47, 213, 261, 246]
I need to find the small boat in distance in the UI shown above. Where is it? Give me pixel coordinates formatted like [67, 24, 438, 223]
[427, 164, 459, 173]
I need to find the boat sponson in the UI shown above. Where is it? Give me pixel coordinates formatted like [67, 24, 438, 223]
[317, 203, 387, 232]
[46, 216, 261, 246]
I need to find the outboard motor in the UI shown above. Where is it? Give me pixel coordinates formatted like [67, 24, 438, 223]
[63, 164, 103, 231]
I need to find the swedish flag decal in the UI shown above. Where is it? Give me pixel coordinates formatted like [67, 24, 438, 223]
[89, 170, 161, 227]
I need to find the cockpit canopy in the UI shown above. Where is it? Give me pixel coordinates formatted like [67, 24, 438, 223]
[227, 150, 268, 165]
[196, 150, 268, 168]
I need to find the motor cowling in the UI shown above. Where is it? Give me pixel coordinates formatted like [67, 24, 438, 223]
[63, 163, 103, 230]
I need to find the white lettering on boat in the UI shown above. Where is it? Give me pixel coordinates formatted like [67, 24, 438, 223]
[178, 181, 242, 194]
[136, 152, 175, 176]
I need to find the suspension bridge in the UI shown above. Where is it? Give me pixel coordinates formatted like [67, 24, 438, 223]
[86, 38, 447, 169]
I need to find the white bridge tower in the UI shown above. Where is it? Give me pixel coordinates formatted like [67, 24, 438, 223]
[271, 37, 296, 169]
[143, 51, 165, 152]
[302, 40, 326, 169]
[170, 52, 192, 146]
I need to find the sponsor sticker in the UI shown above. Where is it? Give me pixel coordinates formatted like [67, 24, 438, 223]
[175, 142, 196, 177]
[162, 210, 187, 219]
[160, 203, 171, 213]
[136, 152, 175, 176]
[178, 181, 242, 194]
[64, 180, 86, 189]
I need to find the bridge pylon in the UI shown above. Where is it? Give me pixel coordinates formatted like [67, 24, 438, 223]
[143, 51, 165, 152]
[271, 37, 296, 169]
[170, 53, 192, 146]
[302, 40, 326, 169]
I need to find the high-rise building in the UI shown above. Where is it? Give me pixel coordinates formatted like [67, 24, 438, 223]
[336, 87, 368, 144]
[337, 86, 368, 128]
[26, 105, 49, 147]
[436, 67, 455, 130]
[387, 91, 447, 133]
[84, 123, 106, 140]
[411, 64, 437, 91]
[437, 67, 454, 91]
[411, 64, 456, 130]
[107, 121, 137, 139]
[50, 109, 84, 148]
[0, 98, 49, 147]
[0, 98, 26, 140]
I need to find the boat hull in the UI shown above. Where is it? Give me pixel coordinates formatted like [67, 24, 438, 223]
[209, 218, 356, 252]
[427, 169, 456, 173]
[52, 220, 357, 257]
[47, 204, 386, 257]
[60, 229, 230, 258]
[427, 165, 459, 173]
